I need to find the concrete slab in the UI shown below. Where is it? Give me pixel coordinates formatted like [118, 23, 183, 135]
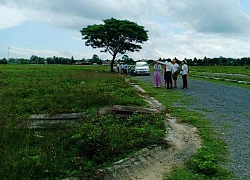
[16, 112, 85, 129]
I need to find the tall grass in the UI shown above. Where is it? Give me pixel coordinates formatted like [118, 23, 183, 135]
[0, 65, 165, 179]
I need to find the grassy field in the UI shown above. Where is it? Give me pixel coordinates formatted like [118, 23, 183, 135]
[1, 64, 241, 180]
[190, 66, 250, 75]
[190, 66, 250, 82]
[0, 65, 166, 179]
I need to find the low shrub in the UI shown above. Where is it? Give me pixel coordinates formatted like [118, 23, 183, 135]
[191, 147, 218, 174]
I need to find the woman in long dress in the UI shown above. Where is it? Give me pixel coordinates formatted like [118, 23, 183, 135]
[153, 61, 162, 87]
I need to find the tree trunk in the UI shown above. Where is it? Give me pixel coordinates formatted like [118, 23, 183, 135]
[110, 53, 117, 72]
[110, 59, 114, 72]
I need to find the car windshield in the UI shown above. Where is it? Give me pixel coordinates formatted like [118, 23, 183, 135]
[136, 63, 148, 67]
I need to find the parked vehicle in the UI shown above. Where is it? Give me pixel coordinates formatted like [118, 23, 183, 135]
[134, 62, 150, 76]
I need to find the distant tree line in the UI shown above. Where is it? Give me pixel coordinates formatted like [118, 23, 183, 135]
[154, 56, 250, 66]
[183, 56, 250, 66]
[0, 54, 136, 65]
[1, 55, 250, 66]
[0, 54, 105, 65]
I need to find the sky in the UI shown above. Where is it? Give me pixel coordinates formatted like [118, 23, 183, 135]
[1, 0, 250, 60]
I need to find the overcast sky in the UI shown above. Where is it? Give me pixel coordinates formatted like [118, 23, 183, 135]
[1, 0, 250, 60]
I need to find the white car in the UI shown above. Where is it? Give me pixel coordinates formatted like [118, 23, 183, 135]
[134, 62, 150, 76]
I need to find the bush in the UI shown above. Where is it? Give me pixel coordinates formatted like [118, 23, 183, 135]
[0, 113, 166, 179]
[191, 147, 218, 174]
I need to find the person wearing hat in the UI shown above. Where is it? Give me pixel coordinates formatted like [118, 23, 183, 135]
[181, 60, 188, 89]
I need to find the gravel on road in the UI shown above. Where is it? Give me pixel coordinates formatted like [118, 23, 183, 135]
[135, 74, 250, 180]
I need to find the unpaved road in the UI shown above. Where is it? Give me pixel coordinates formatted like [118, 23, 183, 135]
[136, 74, 250, 180]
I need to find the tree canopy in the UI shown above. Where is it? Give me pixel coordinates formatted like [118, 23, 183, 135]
[80, 18, 148, 71]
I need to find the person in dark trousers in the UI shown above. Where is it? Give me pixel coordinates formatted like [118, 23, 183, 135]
[181, 60, 188, 89]
[157, 59, 173, 89]
[116, 63, 120, 73]
[163, 64, 167, 87]
[120, 63, 124, 74]
[165, 59, 173, 89]
[172, 59, 179, 88]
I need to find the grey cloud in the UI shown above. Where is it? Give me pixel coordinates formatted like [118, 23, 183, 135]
[2, 0, 250, 35]
[0, 0, 150, 29]
[2, 0, 250, 60]
[160, 0, 250, 35]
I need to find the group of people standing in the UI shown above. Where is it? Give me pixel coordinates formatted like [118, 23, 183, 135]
[153, 59, 188, 89]
[116, 63, 128, 74]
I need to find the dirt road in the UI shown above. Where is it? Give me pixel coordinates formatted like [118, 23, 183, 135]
[136, 74, 250, 180]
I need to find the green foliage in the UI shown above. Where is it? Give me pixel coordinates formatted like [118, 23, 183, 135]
[0, 65, 146, 115]
[0, 58, 8, 64]
[191, 147, 218, 174]
[190, 66, 250, 89]
[165, 166, 234, 180]
[185, 56, 250, 66]
[165, 168, 206, 180]
[0, 114, 165, 179]
[0, 65, 165, 180]
[191, 66, 250, 76]
[80, 17, 148, 71]
[66, 114, 165, 164]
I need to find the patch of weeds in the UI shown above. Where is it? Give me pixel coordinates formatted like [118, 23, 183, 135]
[165, 166, 234, 180]
[222, 123, 233, 129]
[0, 113, 165, 179]
[221, 114, 228, 118]
[191, 146, 220, 174]
[243, 112, 250, 116]
[164, 167, 206, 180]
[194, 108, 214, 113]
[0, 65, 165, 180]
[128, 77, 140, 84]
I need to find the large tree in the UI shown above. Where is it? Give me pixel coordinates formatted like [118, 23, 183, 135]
[80, 18, 148, 72]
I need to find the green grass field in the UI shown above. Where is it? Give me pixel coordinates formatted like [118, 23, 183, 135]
[190, 66, 250, 75]
[190, 66, 250, 82]
[0, 64, 165, 179]
[1, 64, 241, 180]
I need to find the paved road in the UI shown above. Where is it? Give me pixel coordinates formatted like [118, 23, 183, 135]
[135, 74, 250, 180]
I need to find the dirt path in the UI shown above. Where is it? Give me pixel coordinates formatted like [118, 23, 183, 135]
[98, 81, 201, 180]
[99, 116, 201, 180]
[128, 116, 201, 180]
[135, 74, 250, 179]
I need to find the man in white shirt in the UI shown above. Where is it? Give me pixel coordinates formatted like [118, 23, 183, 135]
[157, 59, 173, 89]
[172, 59, 179, 88]
[181, 60, 188, 89]
[165, 59, 173, 89]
